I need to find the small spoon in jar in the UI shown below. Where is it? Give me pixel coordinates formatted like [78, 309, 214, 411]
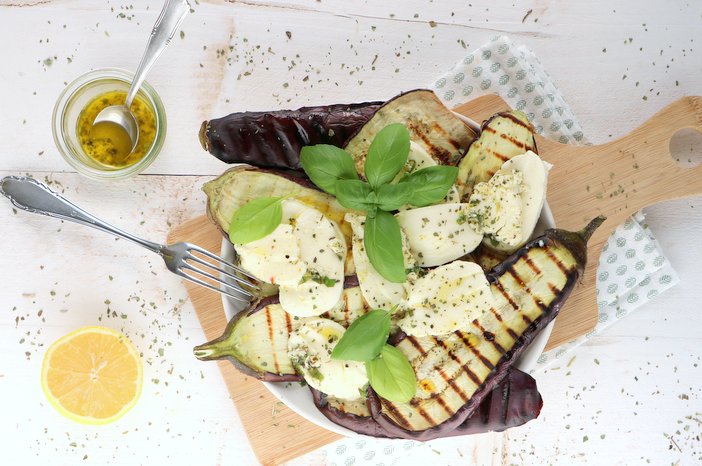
[93, 0, 190, 153]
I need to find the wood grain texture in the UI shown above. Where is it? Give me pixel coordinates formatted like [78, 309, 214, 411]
[167, 217, 340, 466]
[454, 94, 702, 349]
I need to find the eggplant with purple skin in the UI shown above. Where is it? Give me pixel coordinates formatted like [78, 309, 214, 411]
[192, 278, 368, 381]
[366, 216, 604, 440]
[199, 90, 478, 174]
[199, 101, 382, 170]
[310, 367, 542, 439]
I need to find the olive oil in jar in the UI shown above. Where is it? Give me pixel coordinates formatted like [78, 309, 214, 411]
[76, 91, 157, 168]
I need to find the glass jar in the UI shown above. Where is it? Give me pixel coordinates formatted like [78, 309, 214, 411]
[52, 68, 167, 181]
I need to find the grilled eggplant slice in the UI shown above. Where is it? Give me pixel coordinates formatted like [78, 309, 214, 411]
[192, 295, 301, 381]
[200, 101, 382, 169]
[343, 89, 478, 174]
[367, 216, 605, 440]
[446, 366, 542, 437]
[457, 111, 536, 199]
[203, 166, 357, 274]
[311, 367, 541, 439]
[193, 278, 369, 381]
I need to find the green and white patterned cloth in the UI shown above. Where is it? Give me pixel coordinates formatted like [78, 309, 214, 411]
[317, 35, 679, 466]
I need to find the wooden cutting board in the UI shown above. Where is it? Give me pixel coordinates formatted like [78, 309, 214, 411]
[168, 94, 702, 465]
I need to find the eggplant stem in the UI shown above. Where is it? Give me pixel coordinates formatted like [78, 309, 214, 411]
[579, 215, 607, 242]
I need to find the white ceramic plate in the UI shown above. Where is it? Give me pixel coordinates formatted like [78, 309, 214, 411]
[219, 211, 556, 439]
[219, 112, 556, 438]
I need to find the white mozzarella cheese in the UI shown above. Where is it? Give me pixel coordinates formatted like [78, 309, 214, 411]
[398, 261, 494, 337]
[395, 203, 483, 267]
[468, 170, 524, 247]
[234, 202, 306, 286]
[279, 202, 346, 317]
[489, 150, 548, 251]
[345, 213, 415, 310]
[466, 150, 549, 252]
[287, 318, 368, 401]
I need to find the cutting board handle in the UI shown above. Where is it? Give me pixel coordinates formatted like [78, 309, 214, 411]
[539, 96, 702, 233]
[615, 95, 702, 201]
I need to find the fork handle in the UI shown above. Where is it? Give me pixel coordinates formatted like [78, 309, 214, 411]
[1, 176, 163, 253]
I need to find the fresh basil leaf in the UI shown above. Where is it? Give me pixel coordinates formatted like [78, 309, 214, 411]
[364, 124, 410, 188]
[365, 344, 417, 403]
[399, 165, 458, 207]
[376, 182, 415, 211]
[364, 210, 406, 283]
[334, 179, 377, 211]
[331, 309, 391, 361]
[229, 197, 283, 244]
[300, 145, 359, 195]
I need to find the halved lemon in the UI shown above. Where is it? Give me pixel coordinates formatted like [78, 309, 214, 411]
[41, 326, 143, 425]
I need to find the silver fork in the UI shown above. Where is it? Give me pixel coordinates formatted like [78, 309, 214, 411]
[0, 176, 259, 303]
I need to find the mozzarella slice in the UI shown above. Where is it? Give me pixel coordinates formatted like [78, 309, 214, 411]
[398, 261, 494, 337]
[279, 202, 346, 317]
[287, 318, 368, 400]
[234, 202, 306, 286]
[478, 150, 548, 252]
[395, 203, 483, 267]
[468, 170, 524, 247]
[346, 213, 414, 310]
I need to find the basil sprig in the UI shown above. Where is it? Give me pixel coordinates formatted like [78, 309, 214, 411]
[300, 124, 457, 283]
[332, 308, 416, 403]
[229, 197, 284, 244]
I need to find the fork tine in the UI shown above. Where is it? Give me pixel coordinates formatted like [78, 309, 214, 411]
[185, 252, 260, 292]
[186, 243, 260, 282]
[175, 269, 252, 304]
[180, 263, 253, 297]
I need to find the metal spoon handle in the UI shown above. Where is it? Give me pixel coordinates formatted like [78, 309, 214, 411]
[0, 176, 163, 253]
[125, 0, 190, 107]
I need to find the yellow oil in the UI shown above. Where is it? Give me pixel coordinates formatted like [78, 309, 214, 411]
[76, 91, 157, 168]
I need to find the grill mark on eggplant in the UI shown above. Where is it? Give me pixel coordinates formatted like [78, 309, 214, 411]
[405, 335, 427, 355]
[508, 266, 549, 313]
[264, 307, 281, 374]
[523, 256, 542, 276]
[432, 391, 456, 416]
[486, 147, 510, 163]
[544, 247, 571, 275]
[499, 111, 533, 131]
[547, 282, 561, 297]
[471, 319, 507, 355]
[284, 311, 293, 334]
[456, 331, 495, 371]
[432, 338, 471, 403]
[482, 125, 529, 151]
[429, 121, 464, 154]
[487, 306, 520, 341]
[381, 399, 413, 429]
[493, 279, 521, 314]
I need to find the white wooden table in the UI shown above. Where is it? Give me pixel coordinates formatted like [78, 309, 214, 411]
[1, 1, 700, 464]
